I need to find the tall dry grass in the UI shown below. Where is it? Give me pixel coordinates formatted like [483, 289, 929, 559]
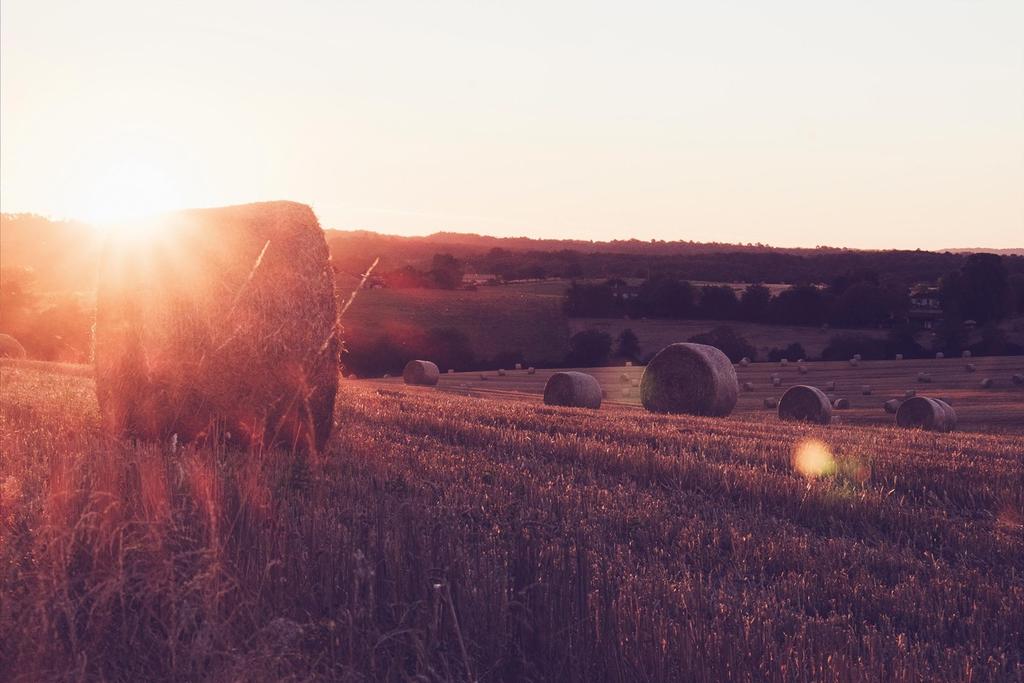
[1, 362, 1022, 681]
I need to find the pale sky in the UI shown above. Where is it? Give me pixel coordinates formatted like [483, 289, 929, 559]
[2, 0, 1022, 249]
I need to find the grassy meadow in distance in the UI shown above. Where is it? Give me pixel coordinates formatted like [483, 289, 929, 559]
[1, 360, 1022, 680]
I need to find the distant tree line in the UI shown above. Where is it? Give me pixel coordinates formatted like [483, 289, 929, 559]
[565, 254, 1024, 330]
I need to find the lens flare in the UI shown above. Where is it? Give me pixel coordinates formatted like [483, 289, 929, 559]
[792, 438, 836, 479]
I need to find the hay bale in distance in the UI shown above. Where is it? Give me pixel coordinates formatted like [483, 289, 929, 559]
[543, 371, 602, 409]
[980, 377, 994, 389]
[935, 352, 945, 359]
[771, 374, 782, 387]
[849, 358, 859, 367]
[93, 201, 339, 453]
[965, 363, 976, 373]
[883, 399, 900, 414]
[896, 396, 956, 432]
[0, 333, 27, 359]
[853, 354, 862, 361]
[962, 350, 972, 358]
[447, 368, 455, 374]
[904, 389, 916, 398]
[640, 343, 738, 416]
[763, 397, 779, 409]
[620, 372, 631, 384]
[403, 360, 439, 386]
[917, 372, 932, 383]
[798, 365, 808, 375]
[780, 359, 788, 366]
[630, 378, 640, 387]
[527, 367, 536, 375]
[514, 363, 523, 370]
[832, 397, 850, 410]
[625, 360, 633, 367]
[895, 353, 904, 361]
[739, 357, 751, 367]
[497, 369, 506, 377]
[778, 385, 832, 425]
[1013, 373, 1024, 386]
[824, 380, 836, 392]
[861, 385, 872, 395]
[742, 381, 755, 392]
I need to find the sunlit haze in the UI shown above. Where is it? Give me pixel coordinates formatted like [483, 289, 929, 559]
[2, 1, 1022, 249]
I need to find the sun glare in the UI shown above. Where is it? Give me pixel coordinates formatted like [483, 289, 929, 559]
[70, 159, 183, 239]
[792, 438, 836, 479]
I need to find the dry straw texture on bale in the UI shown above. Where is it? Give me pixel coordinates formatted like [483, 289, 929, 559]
[543, 371, 602, 409]
[883, 399, 900, 414]
[0, 333, 27, 359]
[403, 360, 440, 386]
[94, 201, 339, 453]
[640, 343, 738, 416]
[896, 396, 957, 432]
[778, 385, 832, 425]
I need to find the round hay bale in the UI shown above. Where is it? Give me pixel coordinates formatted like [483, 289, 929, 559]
[935, 352, 944, 359]
[852, 354, 862, 361]
[904, 389, 916, 398]
[980, 377, 994, 389]
[497, 369, 506, 377]
[403, 360, 439, 386]
[896, 396, 956, 432]
[849, 358, 859, 367]
[1013, 373, 1024, 386]
[771, 374, 782, 387]
[93, 201, 339, 453]
[625, 360, 633, 367]
[778, 385, 832, 424]
[527, 367, 536, 374]
[640, 343, 738, 416]
[824, 380, 836, 392]
[798, 365, 808, 375]
[448, 368, 455, 374]
[620, 372, 631, 384]
[861, 385, 872, 395]
[796, 358, 804, 364]
[383, 373, 391, 379]
[962, 350, 972, 358]
[763, 397, 778, 409]
[630, 378, 640, 387]
[543, 371, 602, 409]
[965, 363, 976, 373]
[621, 387, 631, 397]
[739, 357, 751, 367]
[895, 353, 904, 361]
[779, 359, 788, 366]
[917, 372, 932, 383]
[832, 397, 850, 410]
[514, 363, 523, 370]
[479, 373, 487, 380]
[0, 333, 27, 359]
[883, 399, 900, 414]
[742, 381, 754, 392]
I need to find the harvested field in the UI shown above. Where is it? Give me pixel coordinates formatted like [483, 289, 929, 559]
[1, 360, 1022, 680]
[374, 355, 1024, 434]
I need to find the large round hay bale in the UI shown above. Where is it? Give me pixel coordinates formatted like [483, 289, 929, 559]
[403, 360, 440, 386]
[883, 399, 900, 414]
[640, 343, 738, 416]
[93, 201, 339, 453]
[543, 371, 602, 409]
[0, 333, 27, 359]
[778, 385, 832, 425]
[896, 396, 956, 432]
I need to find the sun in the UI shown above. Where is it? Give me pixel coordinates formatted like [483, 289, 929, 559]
[70, 158, 184, 239]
